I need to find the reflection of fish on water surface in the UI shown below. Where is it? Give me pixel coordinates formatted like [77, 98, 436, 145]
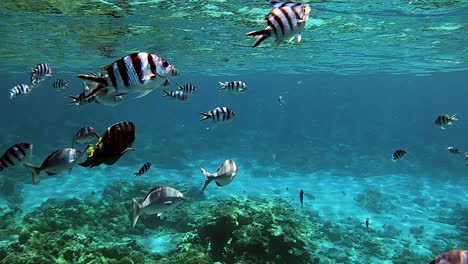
[79, 121, 136, 168]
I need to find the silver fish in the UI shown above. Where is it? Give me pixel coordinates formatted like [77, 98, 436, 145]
[73, 127, 100, 147]
[176, 83, 196, 93]
[24, 148, 82, 184]
[162, 90, 188, 101]
[95, 88, 125, 106]
[53, 79, 69, 90]
[31, 63, 52, 87]
[200, 159, 237, 193]
[219, 81, 248, 93]
[132, 186, 184, 228]
[246, 1, 311, 48]
[199, 107, 236, 123]
[0, 143, 33, 172]
[435, 114, 458, 129]
[77, 52, 178, 100]
[9, 84, 32, 99]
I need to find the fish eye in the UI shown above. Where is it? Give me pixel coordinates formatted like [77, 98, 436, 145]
[162, 61, 169, 68]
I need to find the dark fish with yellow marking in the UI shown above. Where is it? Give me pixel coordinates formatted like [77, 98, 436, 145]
[246, 1, 311, 48]
[79, 121, 136, 168]
[134, 161, 151, 176]
[73, 127, 100, 147]
[392, 149, 406, 162]
[435, 114, 458, 129]
[0, 143, 33, 172]
[429, 250, 467, 264]
[24, 148, 82, 184]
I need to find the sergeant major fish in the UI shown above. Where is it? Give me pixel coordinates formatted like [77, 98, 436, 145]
[219, 81, 248, 93]
[435, 114, 458, 129]
[447, 146, 463, 156]
[77, 52, 178, 100]
[9, 84, 32, 99]
[199, 107, 236, 123]
[162, 90, 188, 101]
[392, 149, 406, 162]
[132, 186, 184, 228]
[69, 91, 97, 105]
[24, 148, 82, 184]
[0, 143, 33, 172]
[53, 79, 69, 90]
[134, 161, 151, 176]
[31, 63, 52, 87]
[246, 0, 311, 48]
[200, 159, 237, 193]
[176, 83, 196, 93]
[73, 127, 100, 147]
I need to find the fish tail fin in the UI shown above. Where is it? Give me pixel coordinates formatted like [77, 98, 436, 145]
[77, 74, 108, 99]
[464, 152, 468, 160]
[246, 29, 271, 48]
[450, 114, 458, 121]
[199, 113, 211, 121]
[218, 82, 228, 90]
[132, 198, 142, 228]
[69, 95, 79, 105]
[200, 167, 213, 193]
[24, 163, 41, 184]
[176, 83, 183, 90]
[162, 89, 170, 97]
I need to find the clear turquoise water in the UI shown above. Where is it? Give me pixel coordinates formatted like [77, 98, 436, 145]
[0, 1, 467, 263]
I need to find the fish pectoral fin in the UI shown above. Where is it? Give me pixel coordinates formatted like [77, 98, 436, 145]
[157, 212, 166, 219]
[133, 90, 154, 99]
[121, 147, 135, 155]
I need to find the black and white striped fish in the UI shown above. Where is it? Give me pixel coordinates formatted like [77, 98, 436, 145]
[176, 83, 196, 93]
[53, 79, 69, 90]
[435, 114, 458, 129]
[246, 1, 311, 48]
[134, 161, 151, 176]
[163, 90, 188, 101]
[199, 107, 236, 123]
[31, 63, 52, 86]
[73, 127, 99, 147]
[447, 147, 463, 156]
[77, 52, 178, 100]
[0, 143, 33, 172]
[392, 149, 406, 162]
[69, 91, 97, 105]
[9, 84, 32, 99]
[219, 81, 248, 93]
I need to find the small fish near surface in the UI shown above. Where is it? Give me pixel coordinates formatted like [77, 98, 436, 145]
[0, 143, 33, 173]
[218, 81, 248, 93]
[134, 161, 151, 176]
[77, 52, 179, 100]
[24, 148, 82, 184]
[79, 121, 136, 168]
[246, 0, 312, 48]
[132, 186, 185, 228]
[392, 149, 406, 162]
[31, 63, 52, 87]
[176, 83, 196, 93]
[199, 107, 236, 123]
[200, 159, 237, 193]
[435, 114, 458, 129]
[9, 84, 32, 99]
[162, 90, 188, 102]
[73, 127, 100, 147]
[429, 250, 468, 264]
[299, 189, 304, 207]
[53, 79, 69, 90]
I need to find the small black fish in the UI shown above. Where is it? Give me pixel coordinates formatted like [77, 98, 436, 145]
[134, 161, 151, 176]
[366, 217, 371, 232]
[299, 189, 304, 208]
[392, 149, 406, 162]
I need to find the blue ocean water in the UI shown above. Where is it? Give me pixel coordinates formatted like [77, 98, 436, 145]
[0, 1, 467, 263]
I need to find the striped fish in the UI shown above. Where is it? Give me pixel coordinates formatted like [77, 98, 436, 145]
[163, 90, 188, 101]
[77, 52, 178, 100]
[392, 149, 406, 162]
[199, 107, 236, 123]
[0, 143, 33, 172]
[73, 127, 100, 147]
[69, 91, 97, 105]
[447, 146, 463, 156]
[219, 81, 248, 93]
[435, 114, 458, 129]
[53, 79, 69, 90]
[246, 1, 311, 48]
[134, 161, 151, 176]
[176, 83, 196, 93]
[31, 63, 52, 87]
[9, 84, 32, 99]
[429, 250, 468, 264]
